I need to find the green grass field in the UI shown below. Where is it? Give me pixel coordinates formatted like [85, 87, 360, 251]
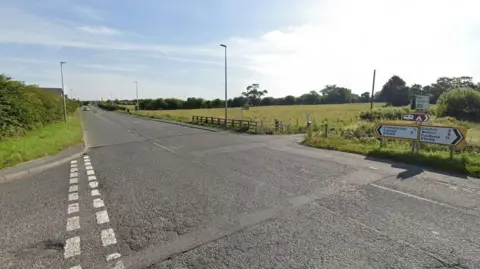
[0, 114, 84, 169]
[131, 103, 384, 126]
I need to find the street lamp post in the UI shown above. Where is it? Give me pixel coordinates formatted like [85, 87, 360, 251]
[220, 44, 227, 129]
[134, 81, 139, 110]
[60, 61, 67, 122]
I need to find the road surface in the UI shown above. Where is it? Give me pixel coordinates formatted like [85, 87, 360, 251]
[1, 107, 480, 269]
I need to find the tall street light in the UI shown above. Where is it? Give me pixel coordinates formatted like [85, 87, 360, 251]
[60, 61, 67, 122]
[134, 81, 139, 110]
[220, 44, 227, 129]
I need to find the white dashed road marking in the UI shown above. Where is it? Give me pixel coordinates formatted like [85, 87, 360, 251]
[86, 165, 93, 170]
[70, 178, 78, 184]
[71, 163, 78, 168]
[106, 253, 122, 261]
[68, 203, 79, 214]
[69, 185, 78, 192]
[89, 181, 99, 188]
[88, 175, 97, 181]
[85, 162, 91, 166]
[71, 160, 77, 164]
[64, 236, 81, 258]
[93, 198, 105, 208]
[70, 172, 78, 178]
[67, 216, 80, 231]
[101, 228, 117, 246]
[370, 183, 453, 208]
[96, 210, 110, 224]
[153, 142, 175, 153]
[68, 192, 79, 201]
[69, 265, 82, 269]
[71, 167, 78, 173]
[87, 170, 95, 175]
[91, 189, 101, 196]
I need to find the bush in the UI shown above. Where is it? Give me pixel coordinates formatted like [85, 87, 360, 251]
[0, 75, 78, 140]
[97, 102, 120, 111]
[436, 88, 480, 122]
[340, 121, 375, 139]
[359, 106, 411, 121]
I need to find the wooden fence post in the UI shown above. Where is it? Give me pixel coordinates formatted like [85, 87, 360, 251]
[324, 123, 328, 138]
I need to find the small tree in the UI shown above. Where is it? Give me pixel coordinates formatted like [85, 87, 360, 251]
[242, 84, 268, 106]
[379, 75, 410, 106]
[436, 88, 480, 122]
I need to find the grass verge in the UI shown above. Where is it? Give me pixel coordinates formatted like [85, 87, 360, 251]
[303, 136, 480, 178]
[0, 114, 83, 169]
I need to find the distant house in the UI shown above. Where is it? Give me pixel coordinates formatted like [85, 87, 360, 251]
[39, 87, 64, 96]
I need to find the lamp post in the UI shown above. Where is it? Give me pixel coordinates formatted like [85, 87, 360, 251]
[60, 61, 67, 122]
[220, 44, 227, 129]
[134, 81, 139, 110]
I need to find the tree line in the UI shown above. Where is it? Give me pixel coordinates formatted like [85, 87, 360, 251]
[105, 75, 479, 112]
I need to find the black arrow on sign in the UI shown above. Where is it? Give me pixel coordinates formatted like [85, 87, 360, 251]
[452, 128, 463, 145]
[376, 125, 383, 136]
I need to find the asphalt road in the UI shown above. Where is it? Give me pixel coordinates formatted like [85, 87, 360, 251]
[1, 107, 480, 269]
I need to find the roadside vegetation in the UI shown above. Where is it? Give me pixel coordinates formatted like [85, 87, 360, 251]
[97, 75, 480, 177]
[0, 75, 82, 168]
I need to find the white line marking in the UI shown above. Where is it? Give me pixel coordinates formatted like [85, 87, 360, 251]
[64, 236, 81, 258]
[96, 210, 110, 224]
[370, 183, 452, 208]
[101, 228, 117, 246]
[69, 265, 82, 269]
[70, 172, 78, 178]
[69, 185, 78, 192]
[69, 178, 78, 184]
[88, 175, 97, 181]
[153, 142, 174, 153]
[87, 170, 95, 175]
[83, 155, 89, 159]
[106, 253, 122, 261]
[70, 167, 78, 173]
[66, 216, 80, 231]
[93, 198, 105, 208]
[71, 163, 78, 168]
[71, 160, 77, 164]
[89, 181, 98, 188]
[68, 192, 79, 201]
[91, 189, 101, 196]
[68, 203, 79, 214]
[127, 130, 132, 132]
[84, 162, 91, 166]
[108, 260, 125, 269]
[86, 165, 93, 170]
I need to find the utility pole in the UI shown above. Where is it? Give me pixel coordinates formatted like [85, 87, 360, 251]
[220, 44, 227, 129]
[134, 81, 139, 110]
[370, 69, 376, 111]
[60, 61, 67, 122]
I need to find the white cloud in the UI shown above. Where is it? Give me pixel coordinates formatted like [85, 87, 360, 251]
[72, 5, 104, 21]
[78, 26, 119, 35]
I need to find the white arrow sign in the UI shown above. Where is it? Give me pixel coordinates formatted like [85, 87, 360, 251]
[375, 124, 419, 140]
[419, 126, 464, 145]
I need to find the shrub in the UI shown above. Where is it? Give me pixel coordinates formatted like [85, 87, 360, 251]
[97, 102, 120, 111]
[0, 75, 77, 140]
[436, 88, 480, 122]
[359, 106, 411, 121]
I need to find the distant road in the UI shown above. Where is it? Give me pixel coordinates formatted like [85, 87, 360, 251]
[1, 107, 480, 269]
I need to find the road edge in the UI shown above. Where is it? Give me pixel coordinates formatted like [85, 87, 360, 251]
[0, 112, 89, 184]
[124, 112, 219, 132]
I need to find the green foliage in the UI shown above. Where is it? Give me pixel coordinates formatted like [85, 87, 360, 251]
[379, 75, 410, 106]
[97, 102, 120, 111]
[0, 75, 78, 140]
[320, 85, 355, 104]
[436, 88, 480, 122]
[359, 106, 411, 121]
[242, 84, 268, 106]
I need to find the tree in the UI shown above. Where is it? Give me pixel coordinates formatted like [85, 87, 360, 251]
[242, 84, 268, 106]
[298, 91, 321, 104]
[260, 97, 276, 106]
[436, 88, 480, 122]
[321, 85, 354, 104]
[283, 95, 296, 105]
[360, 92, 370, 103]
[379, 75, 410, 106]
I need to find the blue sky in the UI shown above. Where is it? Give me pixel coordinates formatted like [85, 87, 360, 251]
[0, 0, 479, 100]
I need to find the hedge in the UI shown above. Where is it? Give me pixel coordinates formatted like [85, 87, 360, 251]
[0, 75, 79, 140]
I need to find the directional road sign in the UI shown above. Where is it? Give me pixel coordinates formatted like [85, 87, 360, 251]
[419, 126, 467, 148]
[374, 123, 419, 141]
[415, 95, 430, 111]
[402, 113, 430, 122]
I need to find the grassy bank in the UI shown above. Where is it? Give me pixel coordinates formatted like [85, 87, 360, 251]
[303, 136, 480, 177]
[0, 114, 83, 169]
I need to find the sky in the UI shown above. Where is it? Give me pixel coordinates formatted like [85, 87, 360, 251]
[0, 0, 479, 101]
